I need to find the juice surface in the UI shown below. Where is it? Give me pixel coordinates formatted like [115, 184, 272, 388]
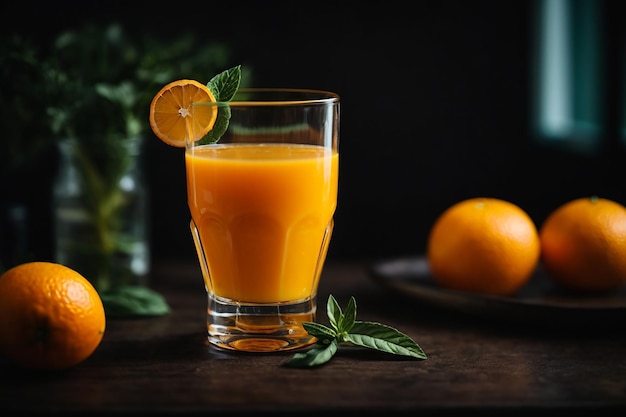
[186, 143, 338, 303]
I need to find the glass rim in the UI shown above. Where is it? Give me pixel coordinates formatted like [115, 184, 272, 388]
[224, 88, 340, 106]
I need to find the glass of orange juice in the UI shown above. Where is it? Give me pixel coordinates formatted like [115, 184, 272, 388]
[186, 89, 340, 352]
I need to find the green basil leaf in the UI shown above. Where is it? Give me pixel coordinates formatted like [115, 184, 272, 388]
[327, 294, 342, 331]
[100, 285, 171, 318]
[302, 322, 336, 342]
[286, 295, 428, 368]
[344, 321, 427, 359]
[338, 296, 356, 334]
[284, 339, 339, 368]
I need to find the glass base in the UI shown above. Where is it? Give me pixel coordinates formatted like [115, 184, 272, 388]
[206, 294, 318, 352]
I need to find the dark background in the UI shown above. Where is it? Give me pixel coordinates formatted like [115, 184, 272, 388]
[1, 0, 625, 265]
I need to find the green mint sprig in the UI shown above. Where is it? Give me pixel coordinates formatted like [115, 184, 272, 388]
[208, 64, 241, 101]
[198, 65, 242, 145]
[285, 295, 427, 368]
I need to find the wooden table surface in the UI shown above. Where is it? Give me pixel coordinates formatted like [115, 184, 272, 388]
[1, 260, 625, 415]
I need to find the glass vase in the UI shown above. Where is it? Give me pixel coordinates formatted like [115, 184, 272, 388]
[53, 136, 150, 293]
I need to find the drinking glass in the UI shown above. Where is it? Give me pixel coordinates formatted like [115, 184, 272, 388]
[186, 88, 340, 352]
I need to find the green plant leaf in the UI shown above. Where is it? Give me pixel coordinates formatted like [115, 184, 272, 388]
[284, 339, 339, 368]
[100, 285, 171, 318]
[344, 321, 427, 359]
[198, 103, 231, 145]
[285, 295, 428, 368]
[302, 322, 336, 343]
[198, 65, 241, 145]
[338, 296, 357, 334]
[207, 64, 241, 102]
[327, 294, 342, 331]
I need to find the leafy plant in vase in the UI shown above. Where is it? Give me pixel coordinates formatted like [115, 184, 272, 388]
[2, 24, 249, 316]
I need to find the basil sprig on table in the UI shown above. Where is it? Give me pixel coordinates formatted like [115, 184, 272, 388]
[285, 295, 427, 368]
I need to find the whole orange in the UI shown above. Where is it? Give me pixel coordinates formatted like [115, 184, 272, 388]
[0, 261, 106, 371]
[427, 197, 540, 296]
[539, 196, 626, 293]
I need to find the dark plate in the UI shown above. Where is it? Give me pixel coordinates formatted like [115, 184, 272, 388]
[369, 256, 626, 328]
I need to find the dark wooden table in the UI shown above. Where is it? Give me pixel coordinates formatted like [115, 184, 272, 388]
[1, 260, 625, 415]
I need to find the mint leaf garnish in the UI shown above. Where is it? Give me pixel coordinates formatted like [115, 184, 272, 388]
[208, 65, 241, 102]
[284, 295, 427, 368]
[201, 104, 231, 144]
[198, 65, 241, 145]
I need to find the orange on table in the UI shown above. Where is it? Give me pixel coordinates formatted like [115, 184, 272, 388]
[426, 197, 540, 297]
[149, 79, 217, 147]
[539, 196, 626, 293]
[0, 261, 106, 371]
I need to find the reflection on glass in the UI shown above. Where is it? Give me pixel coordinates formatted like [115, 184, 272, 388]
[532, 0, 604, 152]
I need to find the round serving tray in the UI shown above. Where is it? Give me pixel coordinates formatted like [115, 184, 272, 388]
[370, 256, 626, 329]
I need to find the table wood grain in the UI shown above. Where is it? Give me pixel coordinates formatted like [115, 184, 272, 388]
[1, 260, 625, 415]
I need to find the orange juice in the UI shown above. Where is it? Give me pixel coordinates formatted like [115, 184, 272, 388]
[186, 143, 338, 303]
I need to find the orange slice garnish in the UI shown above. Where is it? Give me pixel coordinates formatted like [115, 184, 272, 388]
[149, 79, 217, 147]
